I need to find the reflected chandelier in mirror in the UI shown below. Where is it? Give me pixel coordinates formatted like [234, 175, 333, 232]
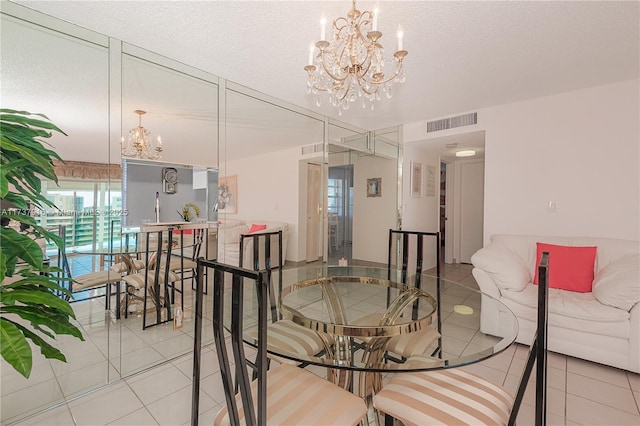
[121, 110, 163, 160]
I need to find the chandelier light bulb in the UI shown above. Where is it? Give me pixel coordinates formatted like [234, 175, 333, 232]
[397, 26, 404, 51]
[320, 17, 327, 40]
[373, 8, 378, 31]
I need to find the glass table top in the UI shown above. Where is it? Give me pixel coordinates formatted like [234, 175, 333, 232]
[223, 265, 519, 372]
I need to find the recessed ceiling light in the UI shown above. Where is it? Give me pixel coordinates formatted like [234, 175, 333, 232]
[456, 149, 476, 157]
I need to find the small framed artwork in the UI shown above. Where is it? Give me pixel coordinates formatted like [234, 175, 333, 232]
[411, 162, 423, 197]
[218, 175, 237, 214]
[367, 177, 382, 197]
[426, 165, 436, 197]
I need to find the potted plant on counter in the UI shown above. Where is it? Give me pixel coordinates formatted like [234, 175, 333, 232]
[178, 202, 200, 222]
[0, 109, 83, 378]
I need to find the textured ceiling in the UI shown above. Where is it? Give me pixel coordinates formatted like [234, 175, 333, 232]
[13, 0, 639, 132]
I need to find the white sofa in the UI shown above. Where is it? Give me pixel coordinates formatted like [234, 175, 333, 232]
[472, 234, 639, 373]
[217, 218, 289, 268]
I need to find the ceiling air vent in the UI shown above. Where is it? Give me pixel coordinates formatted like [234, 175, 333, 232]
[302, 142, 324, 155]
[427, 112, 477, 133]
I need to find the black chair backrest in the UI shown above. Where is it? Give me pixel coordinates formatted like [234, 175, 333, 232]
[509, 251, 549, 426]
[56, 224, 72, 294]
[204, 259, 270, 426]
[239, 230, 283, 271]
[140, 228, 176, 329]
[387, 229, 441, 286]
[387, 229, 441, 320]
[173, 227, 205, 261]
[240, 230, 283, 323]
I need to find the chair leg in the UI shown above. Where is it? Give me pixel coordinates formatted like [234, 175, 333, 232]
[384, 413, 394, 426]
[115, 282, 121, 319]
[105, 283, 111, 311]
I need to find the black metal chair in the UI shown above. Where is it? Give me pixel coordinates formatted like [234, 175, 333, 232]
[240, 231, 328, 366]
[121, 228, 182, 329]
[55, 225, 125, 316]
[193, 260, 367, 426]
[373, 251, 550, 426]
[382, 229, 443, 359]
[164, 227, 206, 293]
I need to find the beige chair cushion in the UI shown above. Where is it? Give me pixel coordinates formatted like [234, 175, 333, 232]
[373, 369, 514, 426]
[110, 259, 145, 273]
[385, 327, 441, 358]
[247, 319, 330, 356]
[353, 313, 441, 358]
[163, 257, 197, 271]
[122, 271, 179, 290]
[214, 364, 367, 426]
[73, 271, 122, 291]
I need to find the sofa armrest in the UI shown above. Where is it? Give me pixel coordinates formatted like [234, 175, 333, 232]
[472, 268, 502, 299]
[471, 243, 531, 292]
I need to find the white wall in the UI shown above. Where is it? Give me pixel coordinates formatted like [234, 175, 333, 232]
[352, 154, 399, 264]
[223, 146, 302, 261]
[404, 79, 640, 244]
[400, 144, 441, 269]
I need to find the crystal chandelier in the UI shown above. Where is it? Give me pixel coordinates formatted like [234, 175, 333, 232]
[121, 110, 163, 160]
[304, 0, 408, 115]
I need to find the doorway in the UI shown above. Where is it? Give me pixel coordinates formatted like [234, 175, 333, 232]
[327, 165, 353, 263]
[439, 161, 447, 263]
[427, 131, 485, 265]
[306, 163, 322, 262]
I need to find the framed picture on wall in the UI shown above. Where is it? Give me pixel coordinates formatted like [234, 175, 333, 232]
[411, 162, 423, 197]
[218, 175, 237, 214]
[367, 177, 382, 197]
[426, 165, 436, 197]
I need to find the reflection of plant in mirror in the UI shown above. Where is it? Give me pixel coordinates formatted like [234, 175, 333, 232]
[0, 109, 84, 378]
[178, 202, 200, 222]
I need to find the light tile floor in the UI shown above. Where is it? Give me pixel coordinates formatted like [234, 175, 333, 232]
[4, 263, 640, 425]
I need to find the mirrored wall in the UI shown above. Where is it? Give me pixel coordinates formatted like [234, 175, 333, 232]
[0, 2, 402, 423]
[325, 124, 402, 265]
[1, 10, 113, 422]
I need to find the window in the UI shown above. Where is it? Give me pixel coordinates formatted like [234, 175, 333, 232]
[38, 180, 122, 253]
[328, 178, 343, 215]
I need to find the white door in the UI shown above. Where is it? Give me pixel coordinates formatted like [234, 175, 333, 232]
[306, 163, 321, 262]
[459, 161, 484, 263]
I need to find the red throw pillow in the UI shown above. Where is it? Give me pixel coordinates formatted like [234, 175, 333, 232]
[248, 224, 267, 234]
[534, 242, 597, 292]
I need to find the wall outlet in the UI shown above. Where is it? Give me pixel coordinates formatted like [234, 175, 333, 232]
[548, 201, 558, 213]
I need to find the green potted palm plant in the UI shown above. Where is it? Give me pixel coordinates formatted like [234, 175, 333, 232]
[0, 109, 83, 378]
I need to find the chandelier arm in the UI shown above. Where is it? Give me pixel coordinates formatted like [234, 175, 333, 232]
[334, 80, 351, 101]
[356, 74, 380, 96]
[371, 61, 405, 86]
[319, 50, 351, 83]
[356, 54, 373, 78]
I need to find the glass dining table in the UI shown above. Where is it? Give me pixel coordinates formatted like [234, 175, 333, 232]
[218, 265, 519, 400]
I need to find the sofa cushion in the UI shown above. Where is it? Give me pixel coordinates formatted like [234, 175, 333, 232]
[534, 242, 597, 293]
[471, 244, 530, 291]
[502, 284, 629, 323]
[218, 222, 248, 244]
[248, 223, 267, 234]
[592, 254, 640, 312]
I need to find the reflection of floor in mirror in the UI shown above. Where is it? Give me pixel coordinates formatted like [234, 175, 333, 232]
[3, 263, 640, 426]
[0, 277, 215, 425]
